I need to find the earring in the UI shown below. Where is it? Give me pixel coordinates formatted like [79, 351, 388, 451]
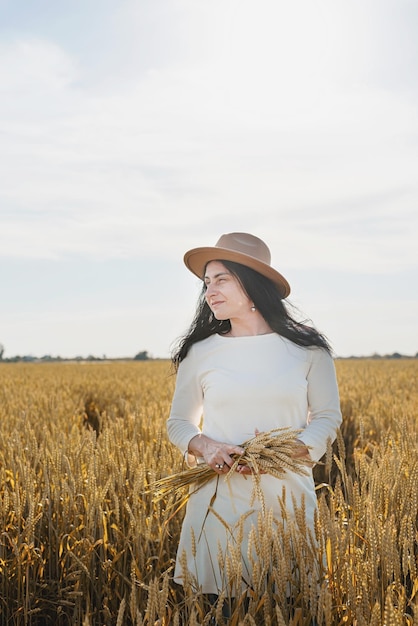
[251, 304, 256, 312]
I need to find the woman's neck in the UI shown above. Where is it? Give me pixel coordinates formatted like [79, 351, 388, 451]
[226, 315, 273, 338]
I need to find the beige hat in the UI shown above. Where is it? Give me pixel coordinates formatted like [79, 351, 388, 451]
[184, 232, 290, 298]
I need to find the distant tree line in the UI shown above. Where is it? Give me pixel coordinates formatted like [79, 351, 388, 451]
[0, 343, 417, 362]
[0, 345, 156, 362]
[337, 352, 418, 360]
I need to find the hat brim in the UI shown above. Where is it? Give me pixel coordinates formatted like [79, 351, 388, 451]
[184, 246, 291, 299]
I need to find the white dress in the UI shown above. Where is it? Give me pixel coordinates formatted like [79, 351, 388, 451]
[167, 333, 342, 594]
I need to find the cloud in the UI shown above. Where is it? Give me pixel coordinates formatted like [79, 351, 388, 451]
[0, 3, 417, 274]
[0, 38, 77, 93]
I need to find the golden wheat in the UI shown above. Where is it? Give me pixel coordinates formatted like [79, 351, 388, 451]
[0, 358, 417, 625]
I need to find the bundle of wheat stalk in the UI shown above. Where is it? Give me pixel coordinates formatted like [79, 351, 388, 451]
[147, 427, 314, 515]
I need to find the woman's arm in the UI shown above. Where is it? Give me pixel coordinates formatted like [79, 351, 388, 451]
[166, 349, 203, 459]
[297, 348, 342, 462]
[167, 348, 245, 471]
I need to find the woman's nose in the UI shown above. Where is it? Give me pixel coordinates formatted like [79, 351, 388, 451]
[205, 283, 217, 298]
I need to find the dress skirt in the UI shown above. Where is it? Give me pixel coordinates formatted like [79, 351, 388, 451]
[173, 468, 318, 594]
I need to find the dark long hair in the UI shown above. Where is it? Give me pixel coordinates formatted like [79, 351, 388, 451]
[172, 260, 331, 368]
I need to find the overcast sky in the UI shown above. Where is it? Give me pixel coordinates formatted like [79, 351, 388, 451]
[1, 0, 417, 359]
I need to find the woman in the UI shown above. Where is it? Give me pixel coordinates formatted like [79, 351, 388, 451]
[167, 232, 342, 600]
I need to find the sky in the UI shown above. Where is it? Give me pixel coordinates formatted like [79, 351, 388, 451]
[0, 0, 417, 359]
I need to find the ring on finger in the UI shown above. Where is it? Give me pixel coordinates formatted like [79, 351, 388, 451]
[215, 463, 224, 469]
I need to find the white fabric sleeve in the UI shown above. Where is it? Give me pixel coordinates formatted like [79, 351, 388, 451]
[166, 347, 203, 457]
[297, 349, 342, 462]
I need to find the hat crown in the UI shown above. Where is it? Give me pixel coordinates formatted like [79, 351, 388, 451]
[215, 232, 271, 266]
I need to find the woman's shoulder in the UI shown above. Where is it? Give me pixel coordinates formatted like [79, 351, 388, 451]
[182, 334, 220, 359]
[278, 335, 333, 362]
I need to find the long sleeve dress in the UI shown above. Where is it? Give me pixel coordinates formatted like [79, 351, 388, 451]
[167, 333, 342, 595]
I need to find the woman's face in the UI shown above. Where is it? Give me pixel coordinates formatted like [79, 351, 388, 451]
[204, 261, 253, 321]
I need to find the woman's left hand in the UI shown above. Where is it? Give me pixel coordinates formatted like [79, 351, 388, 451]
[292, 439, 312, 461]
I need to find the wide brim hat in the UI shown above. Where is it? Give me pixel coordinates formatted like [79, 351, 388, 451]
[184, 232, 290, 299]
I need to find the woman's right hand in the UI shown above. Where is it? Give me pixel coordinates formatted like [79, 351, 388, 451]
[187, 434, 245, 473]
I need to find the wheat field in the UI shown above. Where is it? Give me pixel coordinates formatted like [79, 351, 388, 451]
[0, 359, 417, 625]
